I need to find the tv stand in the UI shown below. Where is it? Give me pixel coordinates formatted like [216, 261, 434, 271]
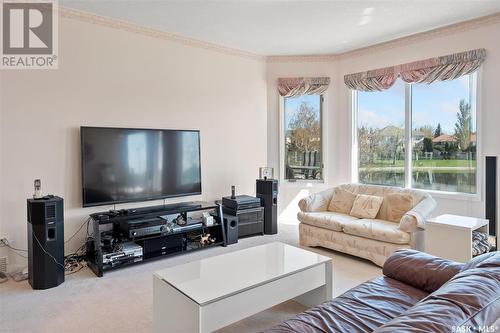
[86, 201, 226, 277]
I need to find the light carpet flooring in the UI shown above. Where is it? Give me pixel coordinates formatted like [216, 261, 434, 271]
[0, 222, 382, 333]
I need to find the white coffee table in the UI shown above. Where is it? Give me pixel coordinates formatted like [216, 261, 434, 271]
[153, 242, 332, 333]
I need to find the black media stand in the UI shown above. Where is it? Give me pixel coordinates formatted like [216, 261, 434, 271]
[86, 201, 226, 277]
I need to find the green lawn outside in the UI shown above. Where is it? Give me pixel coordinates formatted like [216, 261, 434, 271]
[362, 159, 476, 168]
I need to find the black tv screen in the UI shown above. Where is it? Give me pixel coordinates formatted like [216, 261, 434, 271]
[81, 127, 201, 207]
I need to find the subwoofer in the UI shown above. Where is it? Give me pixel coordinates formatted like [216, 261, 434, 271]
[223, 214, 239, 245]
[27, 197, 64, 289]
[256, 179, 278, 235]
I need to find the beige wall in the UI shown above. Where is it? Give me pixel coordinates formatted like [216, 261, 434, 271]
[0, 17, 267, 269]
[268, 21, 500, 237]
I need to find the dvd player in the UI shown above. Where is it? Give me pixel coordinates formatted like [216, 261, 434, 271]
[102, 242, 143, 267]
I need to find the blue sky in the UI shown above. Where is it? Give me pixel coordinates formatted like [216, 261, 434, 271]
[358, 75, 474, 134]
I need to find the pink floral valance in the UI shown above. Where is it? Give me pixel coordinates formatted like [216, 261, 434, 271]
[278, 77, 330, 97]
[344, 48, 486, 92]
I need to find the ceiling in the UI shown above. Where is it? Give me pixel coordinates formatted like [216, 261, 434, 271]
[60, 1, 500, 56]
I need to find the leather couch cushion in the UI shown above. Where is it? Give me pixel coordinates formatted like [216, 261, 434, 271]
[350, 194, 384, 219]
[375, 255, 500, 332]
[343, 218, 411, 244]
[383, 249, 463, 293]
[328, 188, 357, 214]
[297, 211, 358, 232]
[264, 276, 428, 333]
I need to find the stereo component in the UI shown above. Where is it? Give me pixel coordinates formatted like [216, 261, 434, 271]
[222, 195, 261, 215]
[102, 242, 143, 266]
[119, 218, 169, 238]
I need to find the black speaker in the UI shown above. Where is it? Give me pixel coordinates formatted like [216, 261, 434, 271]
[223, 214, 239, 245]
[27, 197, 65, 289]
[256, 179, 278, 235]
[486, 156, 497, 240]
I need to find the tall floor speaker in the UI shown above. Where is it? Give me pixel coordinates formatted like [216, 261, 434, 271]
[256, 179, 278, 235]
[486, 156, 497, 242]
[27, 197, 65, 289]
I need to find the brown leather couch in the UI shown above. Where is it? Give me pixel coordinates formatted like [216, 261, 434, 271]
[264, 249, 500, 333]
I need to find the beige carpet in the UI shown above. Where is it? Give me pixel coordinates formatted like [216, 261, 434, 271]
[0, 222, 381, 333]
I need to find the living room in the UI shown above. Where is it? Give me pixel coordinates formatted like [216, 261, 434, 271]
[0, 1, 499, 332]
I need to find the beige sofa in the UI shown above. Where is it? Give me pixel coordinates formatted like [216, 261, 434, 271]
[298, 183, 436, 266]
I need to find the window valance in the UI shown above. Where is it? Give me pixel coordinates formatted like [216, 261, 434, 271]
[344, 48, 486, 92]
[278, 77, 330, 97]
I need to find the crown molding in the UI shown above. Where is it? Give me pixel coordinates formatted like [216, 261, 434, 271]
[57, 6, 265, 62]
[56, 5, 500, 64]
[266, 54, 338, 63]
[266, 12, 500, 63]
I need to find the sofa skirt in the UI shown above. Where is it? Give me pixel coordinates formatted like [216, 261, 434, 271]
[299, 223, 411, 267]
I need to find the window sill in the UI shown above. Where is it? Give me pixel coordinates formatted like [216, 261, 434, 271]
[421, 189, 481, 202]
[280, 180, 326, 188]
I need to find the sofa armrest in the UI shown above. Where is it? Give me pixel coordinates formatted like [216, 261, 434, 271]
[298, 188, 335, 212]
[399, 194, 436, 232]
[383, 249, 463, 293]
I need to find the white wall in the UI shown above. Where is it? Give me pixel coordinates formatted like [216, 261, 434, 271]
[268, 21, 500, 237]
[0, 16, 267, 269]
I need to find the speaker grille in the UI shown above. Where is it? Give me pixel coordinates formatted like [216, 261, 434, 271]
[46, 205, 56, 219]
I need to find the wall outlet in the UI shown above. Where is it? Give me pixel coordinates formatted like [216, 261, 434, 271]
[0, 237, 8, 246]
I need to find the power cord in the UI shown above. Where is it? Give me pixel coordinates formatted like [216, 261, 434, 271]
[32, 231, 92, 275]
[0, 239, 28, 258]
[1, 216, 92, 262]
[65, 217, 92, 244]
[31, 231, 65, 269]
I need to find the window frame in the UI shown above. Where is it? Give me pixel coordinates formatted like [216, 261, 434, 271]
[280, 93, 326, 185]
[351, 72, 481, 200]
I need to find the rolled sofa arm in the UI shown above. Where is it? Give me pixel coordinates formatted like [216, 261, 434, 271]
[298, 188, 335, 212]
[399, 194, 437, 232]
[383, 249, 463, 293]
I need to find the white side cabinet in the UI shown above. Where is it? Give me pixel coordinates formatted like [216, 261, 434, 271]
[425, 214, 489, 262]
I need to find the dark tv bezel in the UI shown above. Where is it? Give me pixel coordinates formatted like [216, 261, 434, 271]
[80, 126, 202, 208]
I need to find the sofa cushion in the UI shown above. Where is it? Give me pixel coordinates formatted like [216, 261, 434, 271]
[264, 276, 428, 333]
[343, 218, 411, 244]
[338, 183, 429, 222]
[350, 194, 384, 219]
[327, 188, 357, 214]
[297, 211, 358, 232]
[385, 193, 413, 222]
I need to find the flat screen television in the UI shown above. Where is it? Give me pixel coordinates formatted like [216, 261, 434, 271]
[81, 126, 201, 207]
